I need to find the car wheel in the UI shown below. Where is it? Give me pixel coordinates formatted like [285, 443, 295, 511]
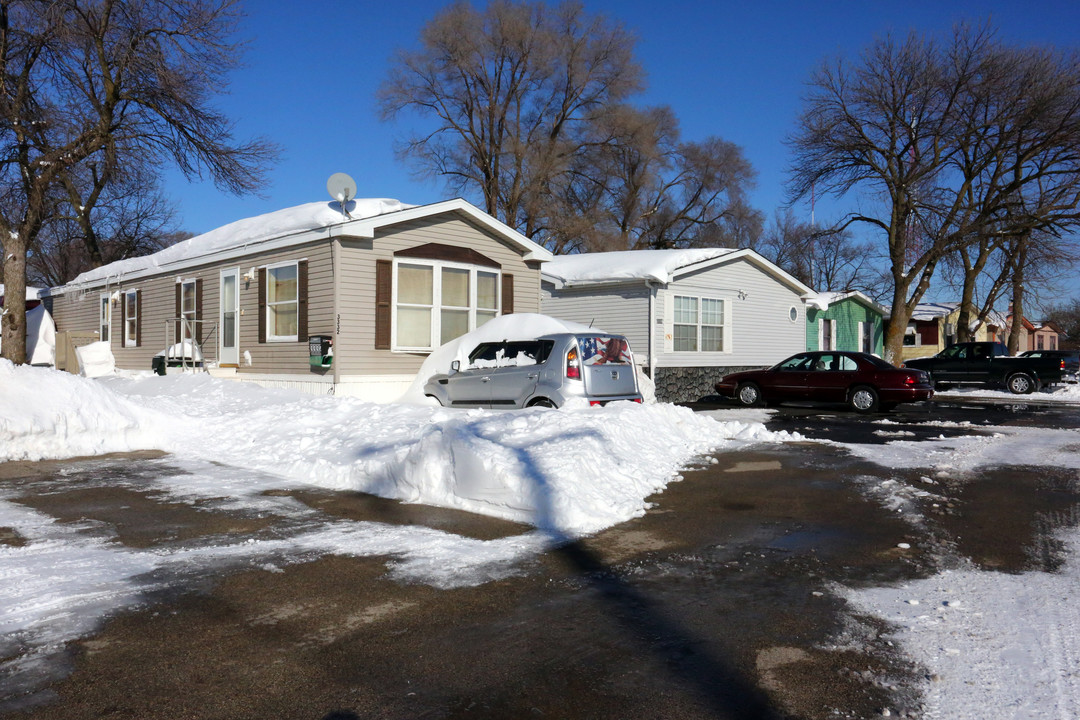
[528, 397, 557, 408]
[848, 385, 879, 413]
[735, 382, 764, 407]
[1007, 372, 1035, 395]
[425, 395, 444, 406]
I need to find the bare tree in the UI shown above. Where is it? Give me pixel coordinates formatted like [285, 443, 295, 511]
[0, 0, 275, 364]
[755, 210, 879, 293]
[788, 25, 1080, 363]
[545, 104, 761, 252]
[379, 1, 760, 252]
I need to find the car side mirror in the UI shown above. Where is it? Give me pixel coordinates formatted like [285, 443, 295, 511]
[450, 360, 460, 374]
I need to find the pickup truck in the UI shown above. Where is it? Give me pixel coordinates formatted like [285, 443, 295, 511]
[901, 341, 1065, 394]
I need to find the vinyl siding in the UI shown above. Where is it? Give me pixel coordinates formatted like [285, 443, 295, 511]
[51, 239, 333, 375]
[335, 213, 542, 377]
[656, 257, 805, 368]
[540, 281, 650, 359]
[806, 298, 884, 354]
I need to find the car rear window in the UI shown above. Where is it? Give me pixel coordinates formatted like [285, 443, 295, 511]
[577, 336, 632, 365]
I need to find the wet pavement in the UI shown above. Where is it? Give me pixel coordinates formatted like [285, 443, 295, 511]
[2, 399, 1080, 719]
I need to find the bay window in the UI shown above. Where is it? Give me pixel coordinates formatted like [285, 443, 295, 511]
[393, 259, 500, 351]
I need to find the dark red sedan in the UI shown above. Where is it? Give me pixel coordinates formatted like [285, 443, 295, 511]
[714, 351, 933, 413]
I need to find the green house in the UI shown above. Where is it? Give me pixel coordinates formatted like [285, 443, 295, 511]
[805, 291, 886, 355]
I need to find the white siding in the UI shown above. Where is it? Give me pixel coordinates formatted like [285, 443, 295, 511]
[540, 281, 651, 359]
[656, 257, 804, 367]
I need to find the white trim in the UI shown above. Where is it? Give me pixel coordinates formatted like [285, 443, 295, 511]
[265, 260, 299, 343]
[390, 257, 501, 353]
[219, 268, 240, 364]
[123, 289, 139, 348]
[670, 293, 731, 354]
[818, 318, 836, 351]
[335, 198, 553, 262]
[98, 293, 112, 344]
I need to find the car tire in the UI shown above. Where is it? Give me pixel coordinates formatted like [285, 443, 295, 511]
[1006, 372, 1035, 395]
[528, 397, 557, 408]
[848, 385, 880, 413]
[735, 382, 764, 407]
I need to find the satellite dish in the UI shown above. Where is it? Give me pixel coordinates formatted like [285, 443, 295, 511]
[326, 173, 357, 218]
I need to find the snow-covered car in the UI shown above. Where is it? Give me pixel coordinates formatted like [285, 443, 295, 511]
[423, 333, 643, 409]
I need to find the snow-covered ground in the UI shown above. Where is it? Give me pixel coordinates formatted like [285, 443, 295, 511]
[3, 362, 1080, 717]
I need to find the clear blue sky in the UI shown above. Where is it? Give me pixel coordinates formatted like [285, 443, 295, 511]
[161, 1, 1080, 297]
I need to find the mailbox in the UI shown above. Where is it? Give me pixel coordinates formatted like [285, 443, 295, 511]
[308, 335, 332, 367]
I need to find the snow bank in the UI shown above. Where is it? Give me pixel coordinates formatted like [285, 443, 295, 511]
[0, 360, 167, 460]
[1, 364, 795, 536]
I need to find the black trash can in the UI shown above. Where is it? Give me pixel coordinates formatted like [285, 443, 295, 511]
[152, 355, 166, 376]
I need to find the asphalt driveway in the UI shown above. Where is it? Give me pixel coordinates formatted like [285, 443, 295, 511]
[2, 398, 1079, 719]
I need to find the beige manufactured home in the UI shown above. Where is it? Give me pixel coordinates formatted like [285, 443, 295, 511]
[48, 198, 552, 401]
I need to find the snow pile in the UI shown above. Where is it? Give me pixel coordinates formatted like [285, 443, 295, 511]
[1, 363, 794, 536]
[0, 360, 168, 460]
[75, 340, 115, 378]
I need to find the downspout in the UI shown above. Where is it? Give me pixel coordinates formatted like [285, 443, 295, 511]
[646, 280, 657, 380]
[331, 236, 341, 390]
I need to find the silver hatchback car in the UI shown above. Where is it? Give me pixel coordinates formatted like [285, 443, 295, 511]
[424, 333, 643, 409]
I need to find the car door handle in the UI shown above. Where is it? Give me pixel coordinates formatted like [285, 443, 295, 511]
[481, 377, 490, 382]
[527, 374, 538, 379]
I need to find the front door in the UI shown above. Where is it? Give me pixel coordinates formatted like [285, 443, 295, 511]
[219, 268, 240, 365]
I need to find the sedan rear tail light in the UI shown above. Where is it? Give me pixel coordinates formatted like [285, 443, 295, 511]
[566, 346, 581, 379]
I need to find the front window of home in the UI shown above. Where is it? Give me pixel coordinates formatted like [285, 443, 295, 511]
[673, 295, 726, 352]
[99, 294, 111, 342]
[266, 262, 298, 341]
[394, 260, 500, 351]
[124, 290, 138, 347]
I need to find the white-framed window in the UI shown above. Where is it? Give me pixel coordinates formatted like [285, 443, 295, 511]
[124, 289, 138, 348]
[392, 258, 499, 351]
[818, 318, 836, 351]
[99, 294, 111, 342]
[179, 278, 197, 339]
[265, 261, 299, 342]
[673, 295, 726, 353]
[859, 320, 874, 354]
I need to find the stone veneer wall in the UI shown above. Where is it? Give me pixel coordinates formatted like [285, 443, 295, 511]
[650, 365, 763, 404]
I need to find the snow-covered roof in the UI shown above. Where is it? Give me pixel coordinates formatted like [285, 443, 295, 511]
[909, 302, 959, 321]
[803, 290, 886, 315]
[60, 197, 552, 290]
[543, 248, 813, 294]
[0, 285, 42, 300]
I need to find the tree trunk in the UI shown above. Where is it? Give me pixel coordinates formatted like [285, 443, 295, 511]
[1007, 238, 1028, 355]
[1, 237, 29, 365]
[883, 281, 913, 365]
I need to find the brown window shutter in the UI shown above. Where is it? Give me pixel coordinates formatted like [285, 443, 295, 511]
[258, 267, 267, 344]
[195, 278, 203, 342]
[501, 273, 514, 314]
[174, 283, 182, 343]
[375, 259, 392, 350]
[297, 260, 308, 342]
[121, 290, 128, 345]
[135, 290, 142, 347]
